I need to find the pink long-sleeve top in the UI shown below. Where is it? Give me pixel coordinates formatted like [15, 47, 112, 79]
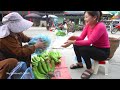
[74, 22, 110, 48]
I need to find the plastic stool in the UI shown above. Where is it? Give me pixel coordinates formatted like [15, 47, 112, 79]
[93, 60, 109, 75]
[7, 61, 27, 79]
[20, 67, 35, 79]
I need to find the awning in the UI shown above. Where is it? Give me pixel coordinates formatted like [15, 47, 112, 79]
[25, 13, 41, 18]
[102, 11, 113, 15]
[64, 11, 85, 15]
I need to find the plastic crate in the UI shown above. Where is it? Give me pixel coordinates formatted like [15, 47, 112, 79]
[7, 61, 27, 79]
[20, 67, 35, 79]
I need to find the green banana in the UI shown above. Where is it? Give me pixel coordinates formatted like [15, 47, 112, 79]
[34, 56, 41, 62]
[37, 61, 47, 75]
[50, 60, 55, 72]
[40, 57, 49, 73]
[41, 56, 49, 61]
[45, 59, 51, 72]
[52, 56, 59, 63]
[53, 53, 61, 63]
[55, 51, 62, 59]
[40, 52, 49, 60]
[49, 51, 59, 63]
[31, 57, 38, 63]
[54, 52, 58, 58]
[32, 66, 46, 79]
[31, 58, 39, 66]
[44, 59, 54, 78]
[31, 61, 38, 67]
[41, 51, 48, 57]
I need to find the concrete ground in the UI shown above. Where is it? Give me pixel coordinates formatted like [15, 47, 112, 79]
[23, 27, 120, 79]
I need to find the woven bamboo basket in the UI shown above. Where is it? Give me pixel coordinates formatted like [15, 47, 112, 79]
[108, 37, 120, 59]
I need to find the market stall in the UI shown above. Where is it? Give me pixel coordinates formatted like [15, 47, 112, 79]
[25, 13, 41, 26]
[8, 33, 72, 79]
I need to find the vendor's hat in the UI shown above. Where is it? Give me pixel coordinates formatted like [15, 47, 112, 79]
[0, 24, 10, 38]
[2, 12, 33, 33]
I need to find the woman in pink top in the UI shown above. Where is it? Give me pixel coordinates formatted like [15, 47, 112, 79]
[62, 11, 110, 79]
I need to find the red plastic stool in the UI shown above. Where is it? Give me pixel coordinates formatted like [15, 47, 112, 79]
[93, 60, 109, 75]
[99, 61, 106, 64]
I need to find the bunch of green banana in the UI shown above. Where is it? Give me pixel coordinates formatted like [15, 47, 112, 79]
[31, 50, 62, 79]
[32, 66, 47, 79]
[32, 56, 48, 79]
[31, 56, 54, 79]
[38, 51, 54, 73]
[48, 50, 62, 65]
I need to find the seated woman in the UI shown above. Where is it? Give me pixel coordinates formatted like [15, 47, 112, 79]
[62, 11, 110, 79]
[0, 12, 46, 79]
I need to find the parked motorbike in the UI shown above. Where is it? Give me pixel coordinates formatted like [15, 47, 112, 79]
[111, 23, 120, 34]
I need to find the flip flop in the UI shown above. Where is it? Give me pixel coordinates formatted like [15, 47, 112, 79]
[70, 63, 83, 69]
[81, 70, 93, 79]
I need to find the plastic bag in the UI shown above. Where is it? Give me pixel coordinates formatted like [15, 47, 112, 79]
[28, 34, 51, 55]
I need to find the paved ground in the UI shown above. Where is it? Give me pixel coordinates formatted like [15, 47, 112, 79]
[23, 27, 120, 79]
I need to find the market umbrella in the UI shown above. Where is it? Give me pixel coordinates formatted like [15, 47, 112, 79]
[25, 13, 41, 18]
[42, 15, 58, 18]
[102, 11, 113, 15]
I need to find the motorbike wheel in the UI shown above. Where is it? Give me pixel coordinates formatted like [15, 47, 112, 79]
[111, 28, 118, 34]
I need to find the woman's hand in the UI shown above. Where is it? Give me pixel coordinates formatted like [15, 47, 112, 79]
[61, 40, 75, 48]
[68, 36, 78, 40]
[29, 37, 32, 40]
[34, 40, 46, 49]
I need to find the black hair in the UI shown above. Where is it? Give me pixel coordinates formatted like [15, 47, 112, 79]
[84, 11, 102, 22]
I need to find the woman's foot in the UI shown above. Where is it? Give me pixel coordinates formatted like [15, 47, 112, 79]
[81, 69, 94, 79]
[70, 63, 83, 69]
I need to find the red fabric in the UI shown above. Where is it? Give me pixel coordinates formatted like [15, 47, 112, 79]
[51, 67, 72, 79]
[99, 61, 106, 64]
[51, 56, 71, 79]
[116, 23, 120, 28]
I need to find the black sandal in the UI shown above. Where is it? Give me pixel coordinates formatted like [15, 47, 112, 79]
[81, 70, 93, 79]
[70, 63, 83, 69]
